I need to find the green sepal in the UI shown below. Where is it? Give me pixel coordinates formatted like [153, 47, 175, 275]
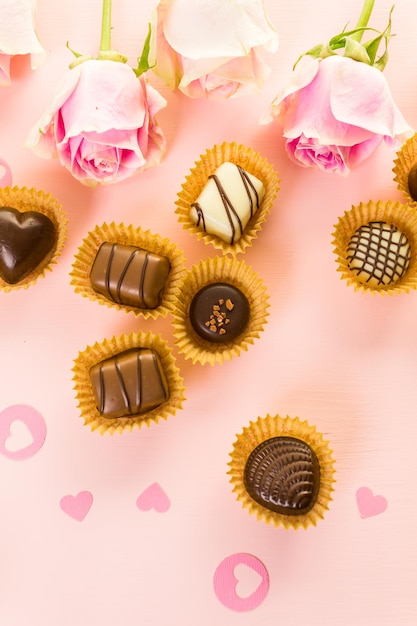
[343, 37, 372, 64]
[296, 5, 394, 72]
[66, 41, 84, 59]
[134, 23, 155, 77]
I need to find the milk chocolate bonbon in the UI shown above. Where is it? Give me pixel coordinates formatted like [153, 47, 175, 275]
[89, 348, 169, 419]
[0, 206, 56, 284]
[90, 242, 171, 309]
[243, 436, 320, 516]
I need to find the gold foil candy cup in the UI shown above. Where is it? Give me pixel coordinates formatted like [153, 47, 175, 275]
[70, 222, 186, 319]
[228, 414, 335, 530]
[332, 200, 417, 295]
[393, 133, 417, 202]
[171, 255, 269, 366]
[175, 141, 280, 255]
[73, 331, 186, 435]
[0, 186, 67, 292]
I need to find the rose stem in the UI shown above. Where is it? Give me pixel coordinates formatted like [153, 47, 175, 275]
[351, 0, 375, 42]
[100, 0, 112, 52]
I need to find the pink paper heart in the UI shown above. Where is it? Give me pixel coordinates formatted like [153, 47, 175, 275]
[0, 158, 12, 187]
[0, 404, 47, 460]
[356, 486, 388, 518]
[60, 491, 93, 521]
[136, 483, 170, 513]
[213, 553, 269, 612]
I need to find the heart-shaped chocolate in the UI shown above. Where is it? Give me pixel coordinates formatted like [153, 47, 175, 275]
[0, 206, 56, 284]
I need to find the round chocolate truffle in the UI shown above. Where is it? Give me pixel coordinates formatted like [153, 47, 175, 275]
[189, 282, 250, 343]
[243, 436, 320, 516]
[346, 221, 411, 287]
[407, 163, 417, 202]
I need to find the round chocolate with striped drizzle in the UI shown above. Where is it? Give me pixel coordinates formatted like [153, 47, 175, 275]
[243, 436, 320, 516]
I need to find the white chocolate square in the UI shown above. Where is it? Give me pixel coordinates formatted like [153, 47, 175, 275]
[189, 162, 265, 244]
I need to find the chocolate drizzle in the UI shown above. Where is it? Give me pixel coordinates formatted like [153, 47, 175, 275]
[90, 348, 169, 419]
[243, 437, 320, 516]
[191, 164, 261, 244]
[90, 242, 171, 309]
[347, 221, 411, 286]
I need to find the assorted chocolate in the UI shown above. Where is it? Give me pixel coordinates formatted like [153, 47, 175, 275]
[347, 221, 411, 287]
[243, 436, 320, 516]
[89, 348, 169, 419]
[0, 206, 56, 284]
[407, 163, 417, 201]
[189, 282, 250, 343]
[189, 162, 265, 244]
[90, 242, 171, 309]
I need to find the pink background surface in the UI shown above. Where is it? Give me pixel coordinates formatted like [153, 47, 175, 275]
[1, 0, 417, 624]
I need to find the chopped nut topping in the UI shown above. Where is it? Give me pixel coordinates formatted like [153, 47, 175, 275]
[203, 296, 236, 335]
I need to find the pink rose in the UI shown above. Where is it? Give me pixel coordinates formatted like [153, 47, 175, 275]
[0, 0, 45, 85]
[26, 59, 167, 185]
[152, 0, 278, 99]
[265, 54, 412, 175]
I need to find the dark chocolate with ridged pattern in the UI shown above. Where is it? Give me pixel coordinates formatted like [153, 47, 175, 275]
[243, 436, 320, 515]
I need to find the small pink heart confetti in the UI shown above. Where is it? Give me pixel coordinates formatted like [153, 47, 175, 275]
[136, 483, 170, 513]
[356, 486, 388, 518]
[60, 491, 93, 521]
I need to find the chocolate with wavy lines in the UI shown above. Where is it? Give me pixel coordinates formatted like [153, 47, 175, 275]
[243, 436, 320, 516]
[189, 162, 265, 244]
[89, 242, 171, 309]
[89, 348, 169, 419]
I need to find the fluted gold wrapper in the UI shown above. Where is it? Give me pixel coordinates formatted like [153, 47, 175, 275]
[393, 133, 417, 202]
[73, 331, 186, 435]
[175, 141, 280, 255]
[228, 414, 335, 530]
[70, 222, 185, 319]
[171, 256, 269, 365]
[332, 200, 417, 295]
[0, 186, 67, 292]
